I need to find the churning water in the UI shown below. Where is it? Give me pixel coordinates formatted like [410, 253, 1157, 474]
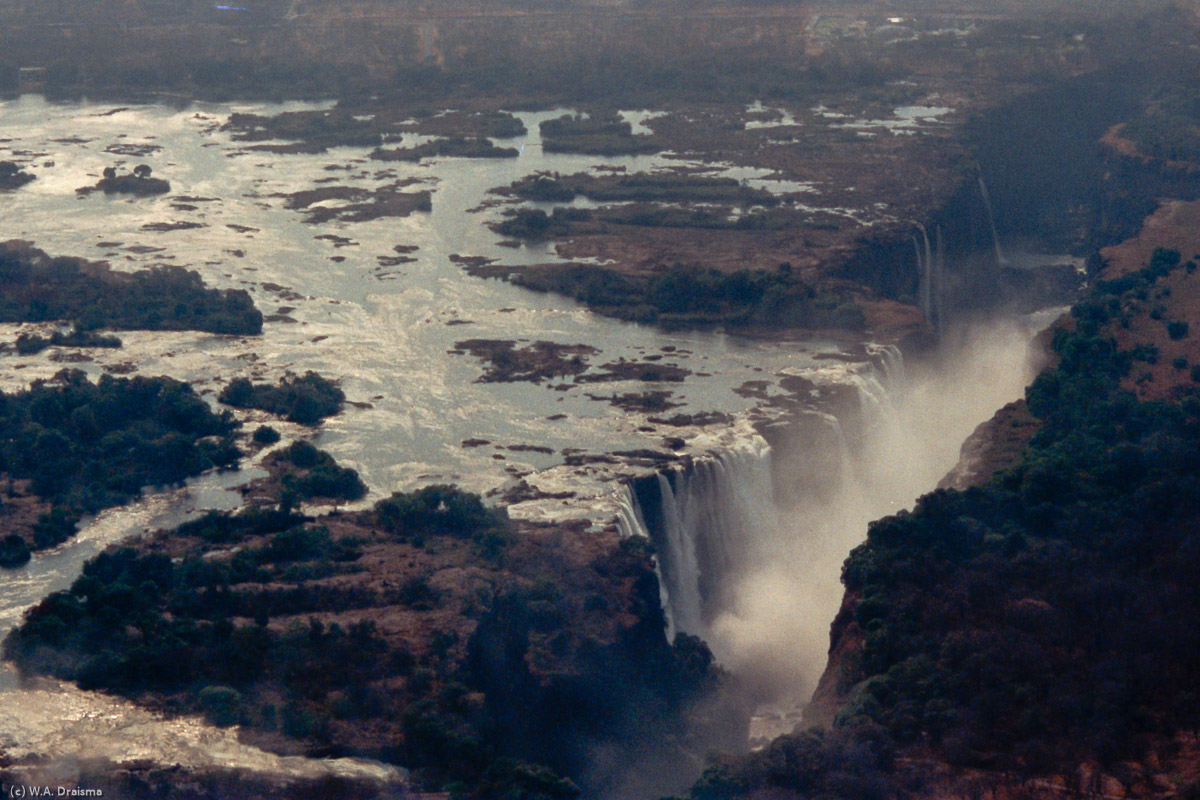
[0, 94, 1058, 770]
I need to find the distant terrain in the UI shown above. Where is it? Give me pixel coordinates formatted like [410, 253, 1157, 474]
[3, 1, 1200, 799]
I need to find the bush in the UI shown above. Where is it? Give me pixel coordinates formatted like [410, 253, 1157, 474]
[375, 485, 507, 539]
[252, 425, 281, 445]
[0, 534, 31, 568]
[276, 441, 367, 502]
[197, 685, 244, 727]
[1168, 320, 1190, 340]
[32, 508, 79, 549]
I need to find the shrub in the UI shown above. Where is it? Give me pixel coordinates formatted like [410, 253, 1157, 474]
[375, 485, 507, 539]
[0, 533, 31, 568]
[197, 685, 244, 727]
[252, 425, 281, 445]
[276, 441, 367, 501]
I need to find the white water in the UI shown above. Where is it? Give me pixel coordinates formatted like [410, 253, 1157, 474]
[913, 222, 935, 328]
[0, 93, 1058, 773]
[978, 175, 1009, 266]
[620, 313, 1059, 739]
[0, 93, 903, 779]
[0, 94, 857, 521]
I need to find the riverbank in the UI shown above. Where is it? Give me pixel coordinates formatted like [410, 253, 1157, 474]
[683, 202, 1200, 799]
[4, 488, 747, 799]
[2, 2, 1200, 798]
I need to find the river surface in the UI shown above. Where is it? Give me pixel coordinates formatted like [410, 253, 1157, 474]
[0, 94, 1048, 783]
[0, 95, 862, 521]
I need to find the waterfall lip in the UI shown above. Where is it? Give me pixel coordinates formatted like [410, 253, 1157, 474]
[613, 313, 1051, 736]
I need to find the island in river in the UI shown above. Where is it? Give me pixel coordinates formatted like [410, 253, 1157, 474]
[3, 0, 1200, 799]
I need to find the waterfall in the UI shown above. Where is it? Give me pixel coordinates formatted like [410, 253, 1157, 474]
[616, 313, 1049, 721]
[913, 222, 939, 332]
[913, 232, 929, 321]
[867, 343, 906, 388]
[616, 484, 684, 638]
[642, 437, 779, 641]
[914, 223, 934, 326]
[977, 176, 1009, 266]
[935, 224, 946, 329]
[620, 355, 910, 700]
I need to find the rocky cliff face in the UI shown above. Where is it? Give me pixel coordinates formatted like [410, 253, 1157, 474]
[795, 198, 1200, 800]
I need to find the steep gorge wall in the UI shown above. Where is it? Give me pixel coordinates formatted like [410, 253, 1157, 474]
[840, 60, 1200, 330]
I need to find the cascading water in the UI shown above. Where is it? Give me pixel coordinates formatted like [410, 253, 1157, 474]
[913, 223, 936, 328]
[620, 437, 781, 641]
[978, 175, 1009, 267]
[935, 224, 947, 328]
[617, 315, 1057, 735]
[913, 232, 928, 318]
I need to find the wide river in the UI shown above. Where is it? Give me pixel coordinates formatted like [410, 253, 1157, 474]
[0, 94, 1049, 782]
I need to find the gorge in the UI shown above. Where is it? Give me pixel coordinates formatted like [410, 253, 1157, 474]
[3, 1, 1200, 798]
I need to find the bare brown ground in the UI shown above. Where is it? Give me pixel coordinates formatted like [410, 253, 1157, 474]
[1100, 200, 1200, 401]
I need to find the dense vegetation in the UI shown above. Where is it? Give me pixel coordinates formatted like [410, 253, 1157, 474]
[370, 136, 518, 162]
[0, 243, 263, 335]
[682, 249, 1200, 798]
[14, 325, 122, 355]
[1118, 85, 1200, 163]
[502, 262, 865, 331]
[0, 370, 240, 563]
[538, 113, 660, 155]
[4, 488, 735, 799]
[218, 371, 344, 425]
[272, 440, 367, 506]
[502, 171, 780, 207]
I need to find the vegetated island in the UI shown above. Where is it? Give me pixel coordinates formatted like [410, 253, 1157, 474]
[0, 160, 35, 190]
[0, 369, 241, 568]
[0, 241, 263, 336]
[466, 259, 870, 332]
[3, 486, 746, 799]
[77, 165, 170, 197]
[255, 439, 368, 510]
[497, 170, 781, 207]
[538, 113, 660, 156]
[221, 109, 526, 155]
[369, 136, 518, 162]
[218, 372, 345, 426]
[12, 325, 122, 355]
[281, 182, 433, 224]
[448, 338, 692, 385]
[672, 242, 1200, 797]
